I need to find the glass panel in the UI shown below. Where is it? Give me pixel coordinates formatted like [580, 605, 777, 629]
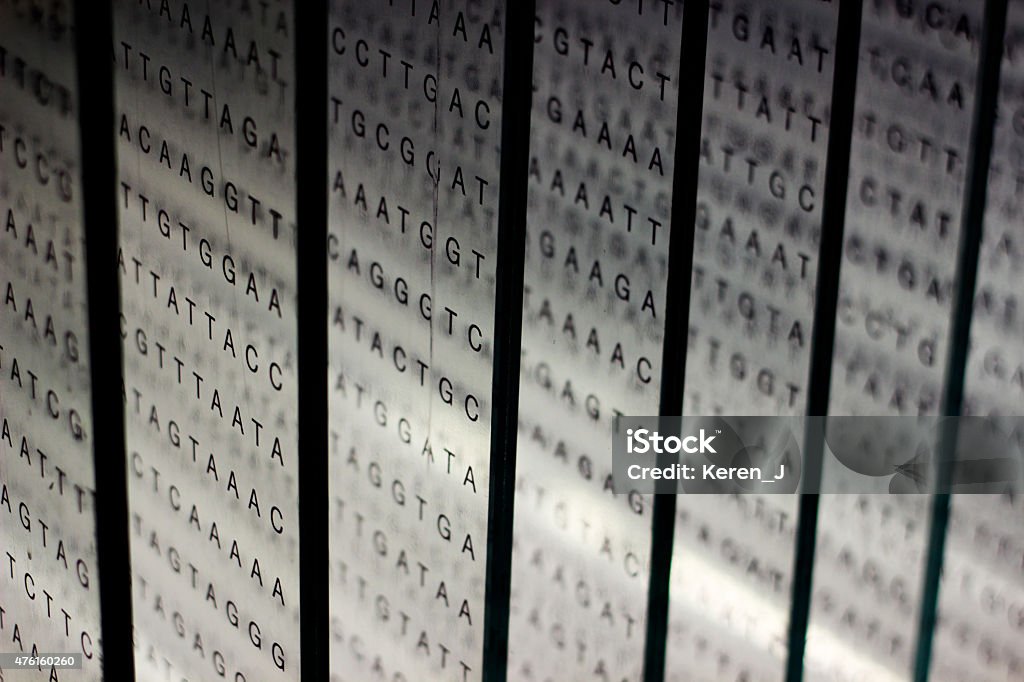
[326, 1, 505, 679]
[4, 4, 1023, 682]
[665, 1, 838, 678]
[0, 4, 103, 678]
[113, 3, 302, 679]
[807, 2, 981, 680]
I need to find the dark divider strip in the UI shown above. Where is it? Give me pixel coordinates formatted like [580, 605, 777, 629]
[74, 0, 137, 678]
[642, 2, 710, 681]
[784, 1, 864, 681]
[481, 1, 537, 680]
[295, 0, 330, 680]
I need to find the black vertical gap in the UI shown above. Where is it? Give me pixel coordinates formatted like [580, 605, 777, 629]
[913, 0, 1007, 679]
[295, 0, 329, 680]
[481, 1, 536, 681]
[73, 0, 136, 679]
[641, 2, 709, 681]
[784, 1, 863, 681]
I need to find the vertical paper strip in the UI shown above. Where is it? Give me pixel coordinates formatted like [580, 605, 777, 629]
[807, 1, 983, 680]
[0, 3, 107, 679]
[933, 2, 1024, 680]
[665, 2, 840, 680]
[326, 1, 508, 679]
[113, 2, 303, 679]
[913, 0, 1008, 678]
[506, 2, 685, 681]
